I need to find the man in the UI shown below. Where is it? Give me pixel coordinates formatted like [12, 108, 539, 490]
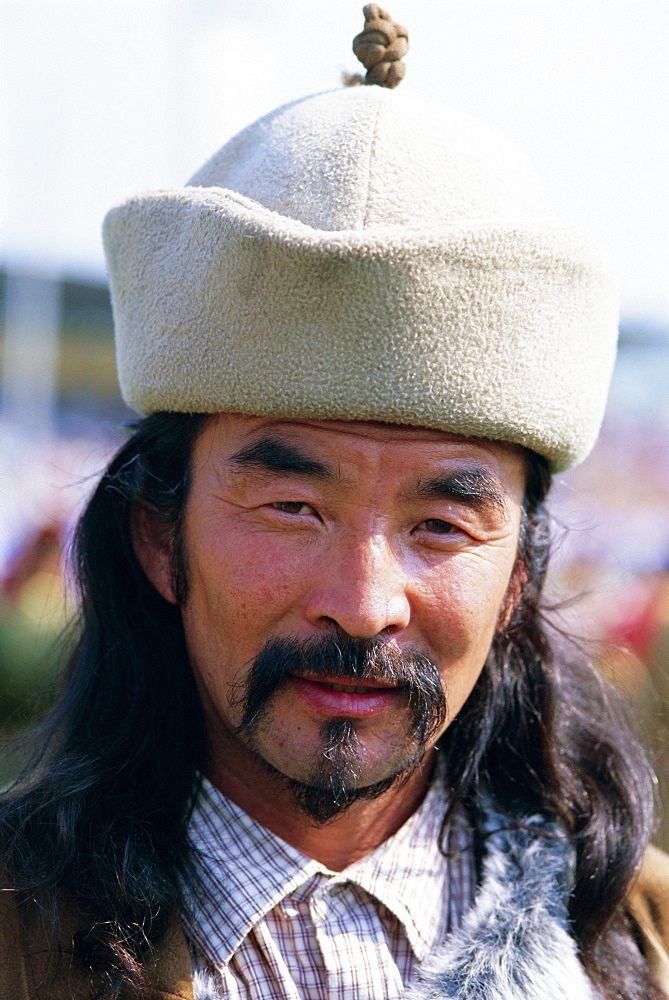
[1, 7, 669, 999]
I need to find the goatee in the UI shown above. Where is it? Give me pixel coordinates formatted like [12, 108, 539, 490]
[234, 632, 446, 823]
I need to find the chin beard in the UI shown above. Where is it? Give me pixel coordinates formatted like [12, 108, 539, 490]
[286, 717, 429, 824]
[234, 633, 447, 824]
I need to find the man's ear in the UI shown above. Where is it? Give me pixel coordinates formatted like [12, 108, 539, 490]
[130, 505, 179, 605]
[497, 557, 529, 632]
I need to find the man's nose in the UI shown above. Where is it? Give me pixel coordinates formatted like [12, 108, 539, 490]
[303, 533, 411, 639]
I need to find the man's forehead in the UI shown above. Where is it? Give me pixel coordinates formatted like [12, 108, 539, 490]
[205, 413, 521, 454]
[195, 413, 527, 492]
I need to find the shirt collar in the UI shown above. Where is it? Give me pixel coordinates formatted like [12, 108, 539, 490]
[186, 755, 461, 967]
[338, 763, 455, 958]
[186, 780, 323, 964]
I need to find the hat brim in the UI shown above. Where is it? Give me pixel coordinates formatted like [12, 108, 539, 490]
[104, 185, 618, 472]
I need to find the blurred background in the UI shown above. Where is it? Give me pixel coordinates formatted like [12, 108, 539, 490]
[1, 0, 668, 835]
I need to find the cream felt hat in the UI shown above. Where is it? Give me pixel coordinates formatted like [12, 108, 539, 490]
[103, 61, 618, 473]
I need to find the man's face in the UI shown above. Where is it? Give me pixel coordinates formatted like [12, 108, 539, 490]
[139, 415, 526, 817]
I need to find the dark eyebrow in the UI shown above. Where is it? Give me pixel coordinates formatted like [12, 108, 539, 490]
[228, 436, 335, 480]
[412, 468, 507, 515]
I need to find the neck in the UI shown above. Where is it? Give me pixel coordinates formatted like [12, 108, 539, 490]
[205, 742, 436, 871]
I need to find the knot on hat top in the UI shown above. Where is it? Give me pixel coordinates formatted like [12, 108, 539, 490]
[352, 4, 408, 88]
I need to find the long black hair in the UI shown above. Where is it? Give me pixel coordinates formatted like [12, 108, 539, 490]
[0, 412, 660, 998]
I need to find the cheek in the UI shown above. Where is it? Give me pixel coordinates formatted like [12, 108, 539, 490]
[419, 559, 510, 648]
[414, 555, 515, 709]
[184, 525, 315, 660]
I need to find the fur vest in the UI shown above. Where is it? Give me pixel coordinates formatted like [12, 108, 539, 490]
[194, 801, 600, 1000]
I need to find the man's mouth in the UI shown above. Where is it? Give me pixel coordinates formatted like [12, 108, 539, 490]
[289, 674, 402, 717]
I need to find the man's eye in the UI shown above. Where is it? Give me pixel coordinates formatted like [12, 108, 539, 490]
[421, 518, 456, 534]
[271, 501, 313, 515]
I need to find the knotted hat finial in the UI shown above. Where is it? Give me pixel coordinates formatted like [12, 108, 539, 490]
[351, 4, 408, 88]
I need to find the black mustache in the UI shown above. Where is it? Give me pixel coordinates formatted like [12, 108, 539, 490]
[235, 633, 447, 742]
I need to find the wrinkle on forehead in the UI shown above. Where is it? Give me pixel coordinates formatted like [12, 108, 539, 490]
[208, 413, 524, 459]
[219, 414, 501, 447]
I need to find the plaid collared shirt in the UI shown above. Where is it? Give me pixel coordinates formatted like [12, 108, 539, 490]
[184, 762, 475, 1000]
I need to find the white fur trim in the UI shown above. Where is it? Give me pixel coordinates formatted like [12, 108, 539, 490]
[104, 87, 618, 472]
[403, 811, 599, 999]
